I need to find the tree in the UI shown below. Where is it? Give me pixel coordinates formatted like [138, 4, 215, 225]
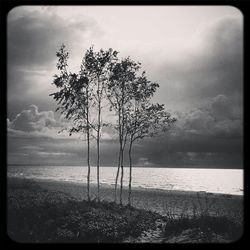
[50, 44, 93, 201]
[82, 47, 118, 202]
[106, 57, 140, 204]
[126, 75, 177, 206]
[51, 45, 176, 206]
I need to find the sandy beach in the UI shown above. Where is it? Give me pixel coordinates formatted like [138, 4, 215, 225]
[8, 177, 243, 220]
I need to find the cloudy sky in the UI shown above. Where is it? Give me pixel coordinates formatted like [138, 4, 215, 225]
[7, 6, 243, 168]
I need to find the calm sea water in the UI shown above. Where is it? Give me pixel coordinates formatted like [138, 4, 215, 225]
[8, 165, 243, 195]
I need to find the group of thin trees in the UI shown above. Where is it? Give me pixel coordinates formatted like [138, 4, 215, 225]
[50, 45, 176, 205]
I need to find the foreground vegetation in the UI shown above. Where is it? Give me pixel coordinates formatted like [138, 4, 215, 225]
[7, 180, 242, 243]
[8, 183, 161, 243]
[163, 213, 242, 243]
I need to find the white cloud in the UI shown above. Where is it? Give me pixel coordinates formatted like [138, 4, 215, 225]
[7, 105, 73, 139]
[9, 104, 57, 132]
[7, 104, 117, 141]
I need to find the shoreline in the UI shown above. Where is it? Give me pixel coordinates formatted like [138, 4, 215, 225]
[8, 177, 243, 220]
[7, 176, 243, 197]
[8, 164, 244, 170]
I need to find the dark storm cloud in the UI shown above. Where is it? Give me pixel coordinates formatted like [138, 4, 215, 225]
[152, 16, 243, 110]
[144, 16, 243, 168]
[172, 94, 242, 138]
[7, 7, 102, 119]
[8, 7, 100, 70]
[127, 135, 243, 168]
[123, 93, 243, 168]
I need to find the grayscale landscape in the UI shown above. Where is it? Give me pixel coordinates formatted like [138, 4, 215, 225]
[7, 6, 243, 243]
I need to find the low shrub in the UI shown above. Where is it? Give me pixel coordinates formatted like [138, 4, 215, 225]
[164, 213, 243, 242]
[8, 188, 160, 243]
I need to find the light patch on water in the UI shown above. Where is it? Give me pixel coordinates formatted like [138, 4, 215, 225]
[7, 165, 243, 195]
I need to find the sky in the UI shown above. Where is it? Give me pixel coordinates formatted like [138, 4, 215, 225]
[7, 5, 243, 168]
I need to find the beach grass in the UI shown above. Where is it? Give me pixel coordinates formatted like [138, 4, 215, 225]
[163, 213, 242, 243]
[7, 178, 243, 243]
[8, 179, 161, 243]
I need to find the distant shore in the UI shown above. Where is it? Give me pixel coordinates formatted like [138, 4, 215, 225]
[8, 177, 243, 219]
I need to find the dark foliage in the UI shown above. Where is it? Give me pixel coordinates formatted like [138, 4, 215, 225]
[8, 186, 160, 243]
[164, 213, 243, 242]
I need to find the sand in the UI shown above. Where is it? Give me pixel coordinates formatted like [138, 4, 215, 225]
[7, 177, 243, 222]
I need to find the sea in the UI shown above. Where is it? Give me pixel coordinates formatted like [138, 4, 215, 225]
[8, 165, 243, 196]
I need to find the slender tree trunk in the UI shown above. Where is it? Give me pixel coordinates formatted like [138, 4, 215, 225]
[87, 103, 91, 202]
[97, 101, 101, 202]
[119, 83, 125, 205]
[114, 152, 120, 203]
[119, 145, 124, 205]
[115, 107, 122, 203]
[128, 139, 133, 206]
[118, 122, 124, 205]
[96, 77, 101, 203]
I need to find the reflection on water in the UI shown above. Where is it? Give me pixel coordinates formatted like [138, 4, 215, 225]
[8, 165, 243, 195]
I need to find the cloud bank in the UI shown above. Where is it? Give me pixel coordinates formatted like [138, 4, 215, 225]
[172, 94, 242, 138]
[7, 6, 243, 168]
[7, 104, 69, 139]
